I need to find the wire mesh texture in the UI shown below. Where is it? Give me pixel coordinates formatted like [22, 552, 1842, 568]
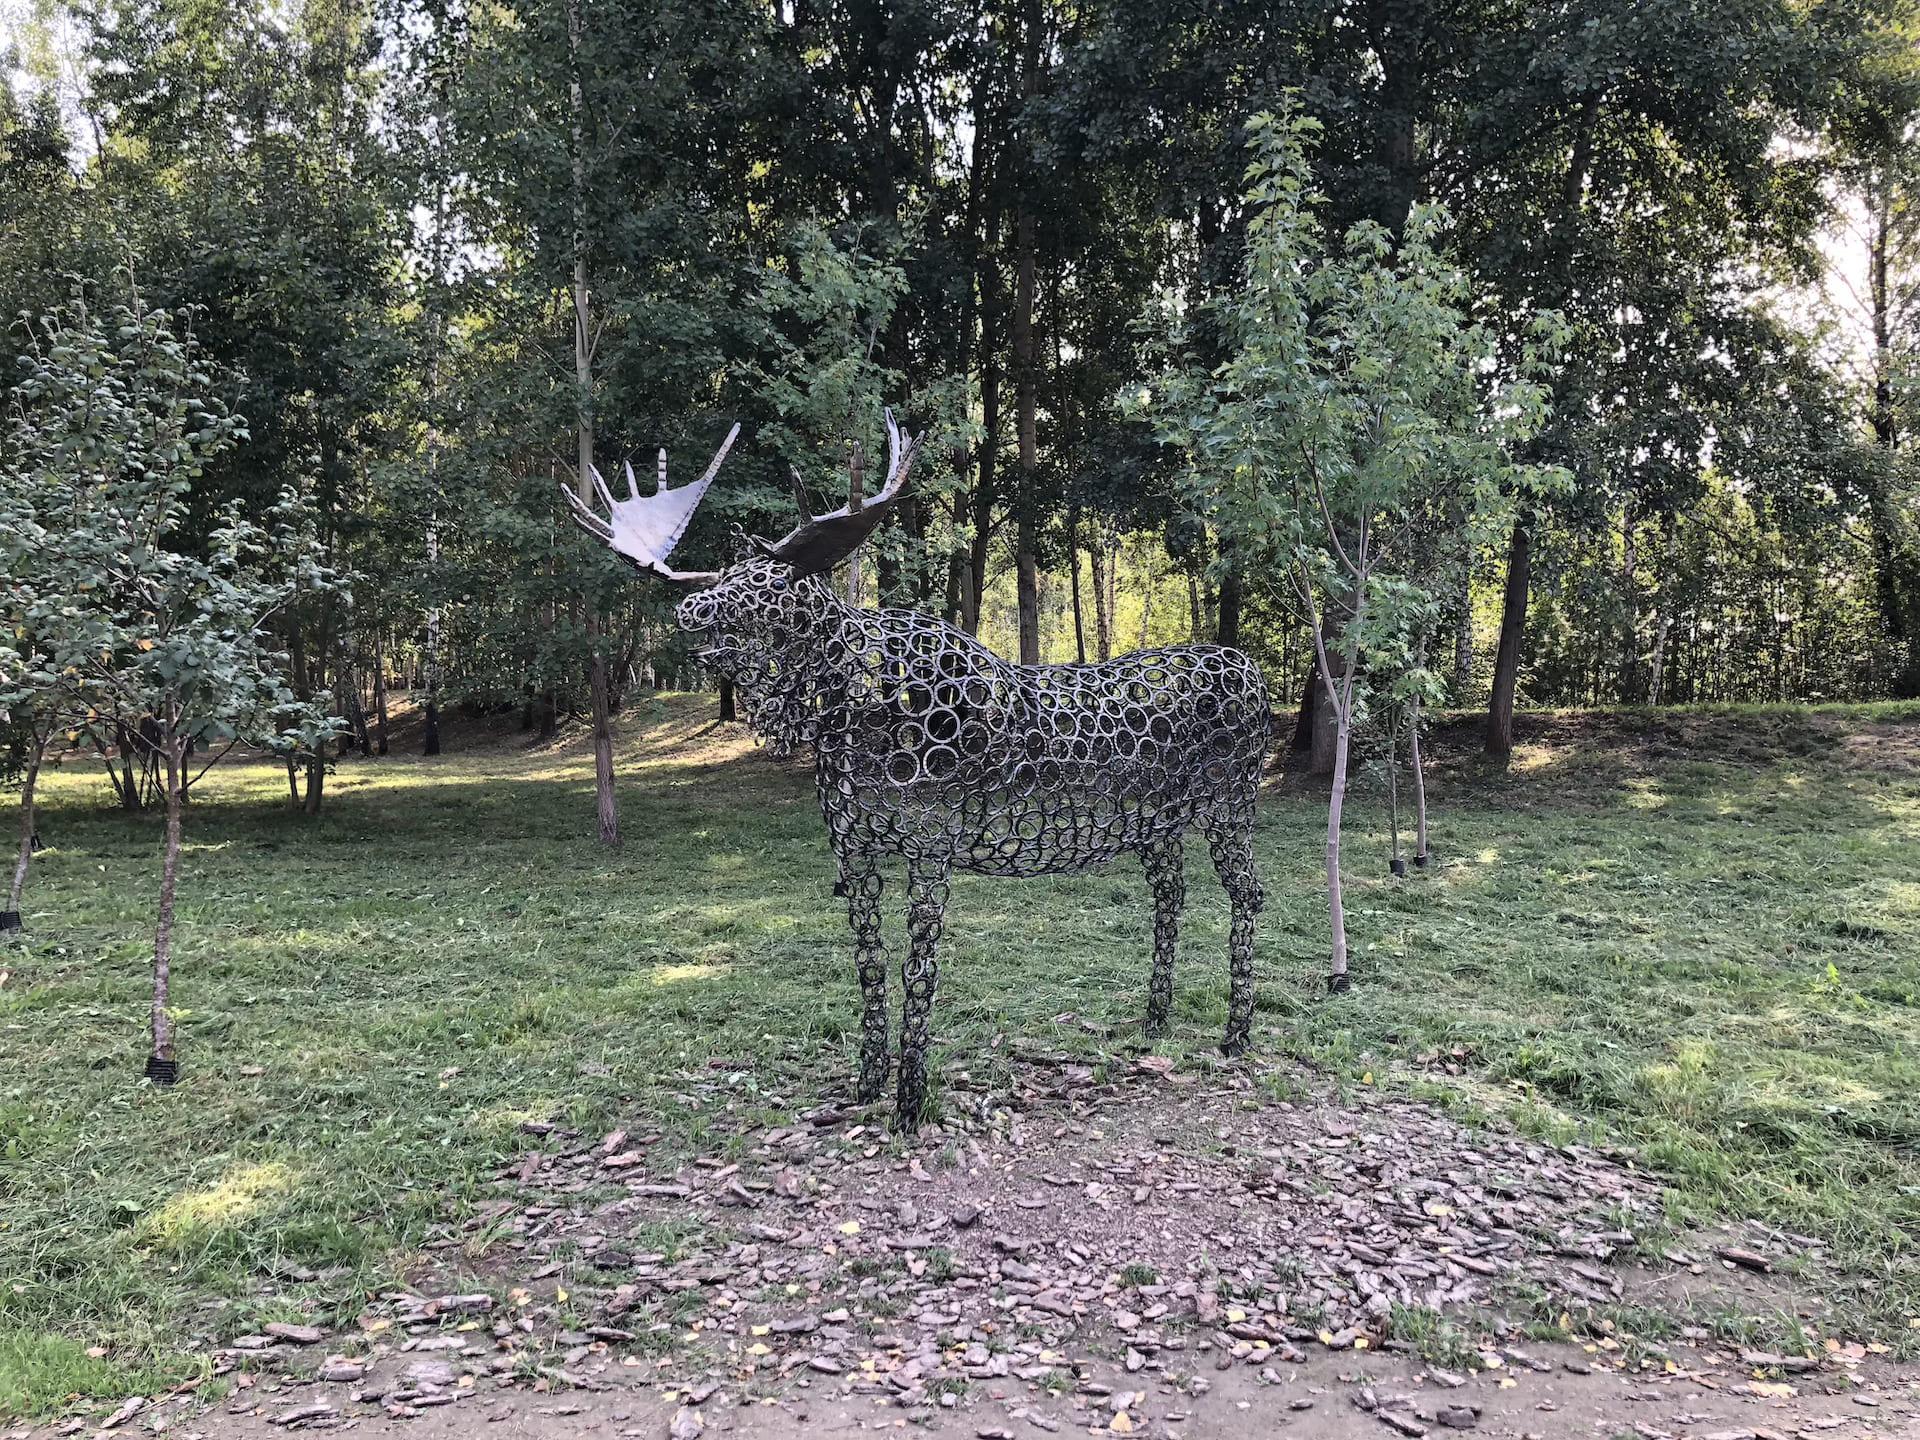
[565, 414, 1270, 1126]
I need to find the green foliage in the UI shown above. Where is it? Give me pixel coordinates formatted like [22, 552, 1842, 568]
[1139, 106, 1565, 690]
[0, 296, 339, 760]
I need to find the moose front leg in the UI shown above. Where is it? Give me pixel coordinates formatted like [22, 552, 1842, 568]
[1207, 821, 1264, 1057]
[896, 858, 951, 1128]
[840, 852, 890, 1103]
[1142, 836, 1186, 1039]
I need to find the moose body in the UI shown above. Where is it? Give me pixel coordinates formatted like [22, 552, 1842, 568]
[566, 415, 1269, 1125]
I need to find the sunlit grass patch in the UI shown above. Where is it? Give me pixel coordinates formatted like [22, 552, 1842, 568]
[139, 1161, 300, 1253]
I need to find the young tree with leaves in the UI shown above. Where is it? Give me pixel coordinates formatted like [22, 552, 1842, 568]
[1140, 109, 1564, 987]
[0, 297, 340, 1079]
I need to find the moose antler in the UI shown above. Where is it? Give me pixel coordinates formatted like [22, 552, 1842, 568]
[763, 408, 923, 577]
[560, 422, 740, 585]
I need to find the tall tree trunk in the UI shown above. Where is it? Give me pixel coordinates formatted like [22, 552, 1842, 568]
[303, 745, 326, 816]
[943, 523, 966, 626]
[1068, 509, 1087, 663]
[966, 238, 1002, 637]
[343, 640, 372, 756]
[422, 525, 443, 756]
[1307, 619, 1345, 775]
[1290, 652, 1319, 754]
[1486, 519, 1531, 756]
[1137, 540, 1154, 650]
[1323, 669, 1355, 990]
[5, 739, 41, 925]
[1089, 535, 1112, 660]
[1216, 571, 1242, 648]
[148, 730, 185, 1079]
[846, 439, 866, 606]
[372, 628, 390, 756]
[569, 0, 620, 846]
[1011, 0, 1042, 665]
[1452, 565, 1473, 696]
[1409, 692, 1430, 865]
[1863, 173, 1920, 696]
[1012, 224, 1040, 662]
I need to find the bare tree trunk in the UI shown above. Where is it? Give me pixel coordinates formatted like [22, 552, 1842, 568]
[1307, 618, 1344, 775]
[1068, 510, 1087, 663]
[1305, 599, 1367, 990]
[1324, 683, 1354, 990]
[341, 635, 371, 756]
[1386, 711, 1403, 869]
[1137, 541, 1154, 650]
[1644, 517, 1677, 706]
[1290, 653, 1318, 754]
[148, 731, 185, 1080]
[1216, 569, 1242, 648]
[1409, 692, 1429, 865]
[5, 739, 42, 926]
[423, 521, 443, 757]
[1486, 519, 1531, 756]
[1089, 536, 1112, 661]
[943, 489, 967, 625]
[1011, 0, 1042, 666]
[303, 741, 326, 816]
[1452, 566, 1473, 695]
[568, 0, 620, 847]
[1013, 236, 1040, 663]
[372, 628, 390, 755]
[846, 440, 866, 606]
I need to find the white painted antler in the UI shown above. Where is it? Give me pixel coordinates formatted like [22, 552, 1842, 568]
[763, 408, 923, 576]
[560, 422, 740, 585]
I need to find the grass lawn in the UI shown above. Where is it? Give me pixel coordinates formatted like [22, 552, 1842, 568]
[2, 696, 1918, 1415]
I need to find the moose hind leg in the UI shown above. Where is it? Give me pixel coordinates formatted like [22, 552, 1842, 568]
[896, 859, 951, 1128]
[841, 853, 890, 1103]
[1142, 836, 1186, 1039]
[1208, 821, 1263, 1057]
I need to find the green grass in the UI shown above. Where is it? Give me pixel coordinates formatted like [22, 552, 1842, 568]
[3, 696, 1919, 1415]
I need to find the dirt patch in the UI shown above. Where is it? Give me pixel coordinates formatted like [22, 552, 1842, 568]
[66, 1059, 1916, 1440]
[43, 1342, 1917, 1440]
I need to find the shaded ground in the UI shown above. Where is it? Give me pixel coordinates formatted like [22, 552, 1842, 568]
[5, 697, 1920, 1434]
[26, 1059, 1917, 1439]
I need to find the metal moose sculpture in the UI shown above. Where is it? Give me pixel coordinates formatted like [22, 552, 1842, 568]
[564, 413, 1269, 1126]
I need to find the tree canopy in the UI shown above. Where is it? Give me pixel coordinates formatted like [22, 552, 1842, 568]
[2, 0, 1918, 766]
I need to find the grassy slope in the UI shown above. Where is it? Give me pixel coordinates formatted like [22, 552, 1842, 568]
[1, 697, 1917, 1413]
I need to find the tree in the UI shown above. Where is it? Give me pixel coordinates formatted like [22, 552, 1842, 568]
[0, 636, 68, 931]
[0, 295, 340, 1079]
[1140, 108, 1563, 988]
